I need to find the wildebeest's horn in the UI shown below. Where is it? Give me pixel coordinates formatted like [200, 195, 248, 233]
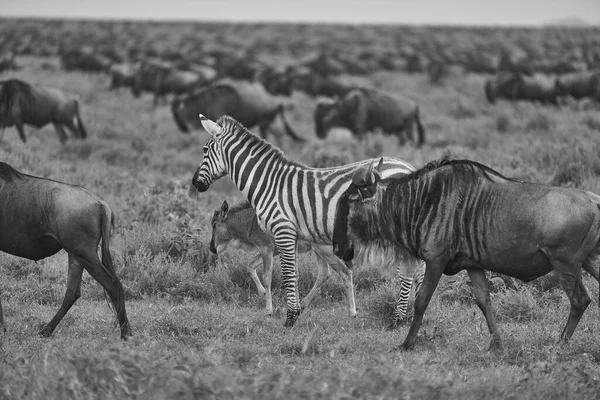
[365, 158, 383, 186]
[199, 114, 221, 137]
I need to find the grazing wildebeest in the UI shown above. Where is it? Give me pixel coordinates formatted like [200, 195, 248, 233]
[0, 52, 19, 73]
[132, 60, 207, 107]
[108, 62, 140, 90]
[191, 115, 422, 327]
[60, 46, 111, 73]
[333, 158, 600, 350]
[0, 79, 88, 144]
[314, 88, 426, 147]
[0, 162, 131, 339]
[291, 69, 355, 98]
[171, 79, 305, 144]
[210, 200, 356, 316]
[554, 70, 600, 102]
[484, 71, 558, 105]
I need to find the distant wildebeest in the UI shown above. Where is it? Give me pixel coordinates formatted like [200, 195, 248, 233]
[210, 200, 356, 316]
[108, 62, 140, 90]
[0, 52, 19, 73]
[132, 60, 208, 107]
[171, 79, 305, 144]
[485, 71, 558, 105]
[255, 65, 295, 96]
[0, 79, 88, 144]
[554, 70, 600, 102]
[291, 68, 355, 98]
[60, 45, 111, 73]
[333, 158, 600, 350]
[314, 88, 426, 147]
[0, 162, 131, 339]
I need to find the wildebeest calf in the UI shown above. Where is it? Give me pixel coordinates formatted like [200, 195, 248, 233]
[210, 200, 355, 316]
[0, 162, 131, 339]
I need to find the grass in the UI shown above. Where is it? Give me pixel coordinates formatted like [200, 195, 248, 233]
[1, 44, 600, 399]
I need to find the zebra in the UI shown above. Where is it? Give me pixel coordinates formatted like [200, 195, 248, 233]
[191, 114, 421, 327]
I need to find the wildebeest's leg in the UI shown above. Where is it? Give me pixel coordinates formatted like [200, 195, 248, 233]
[400, 259, 445, 350]
[299, 254, 332, 312]
[40, 255, 84, 337]
[15, 121, 27, 143]
[274, 230, 301, 327]
[557, 270, 591, 342]
[52, 123, 68, 144]
[247, 254, 267, 296]
[467, 268, 501, 350]
[0, 295, 5, 332]
[261, 252, 275, 316]
[64, 119, 82, 140]
[76, 250, 131, 339]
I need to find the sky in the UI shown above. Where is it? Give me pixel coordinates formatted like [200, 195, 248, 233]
[0, 0, 598, 26]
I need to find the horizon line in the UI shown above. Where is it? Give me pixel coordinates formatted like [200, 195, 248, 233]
[0, 14, 595, 29]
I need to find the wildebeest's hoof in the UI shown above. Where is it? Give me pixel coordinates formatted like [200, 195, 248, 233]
[38, 326, 53, 338]
[488, 337, 502, 352]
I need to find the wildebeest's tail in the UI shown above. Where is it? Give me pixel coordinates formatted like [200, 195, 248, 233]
[277, 104, 306, 142]
[100, 202, 126, 323]
[171, 98, 190, 133]
[74, 100, 88, 139]
[414, 106, 426, 147]
[484, 81, 496, 104]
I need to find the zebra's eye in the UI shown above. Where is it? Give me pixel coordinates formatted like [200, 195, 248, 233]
[203, 146, 208, 154]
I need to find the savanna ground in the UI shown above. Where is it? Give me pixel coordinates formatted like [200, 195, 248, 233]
[2, 31, 600, 399]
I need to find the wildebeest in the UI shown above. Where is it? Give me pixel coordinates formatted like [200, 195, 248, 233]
[0, 162, 131, 339]
[484, 71, 558, 105]
[314, 88, 425, 146]
[333, 158, 600, 350]
[0, 51, 19, 73]
[171, 79, 305, 144]
[132, 60, 208, 107]
[108, 62, 140, 90]
[60, 45, 111, 73]
[291, 69, 355, 98]
[0, 79, 88, 143]
[210, 200, 355, 316]
[554, 70, 600, 102]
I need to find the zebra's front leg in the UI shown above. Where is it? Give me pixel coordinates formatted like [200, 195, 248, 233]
[391, 277, 413, 328]
[274, 232, 300, 327]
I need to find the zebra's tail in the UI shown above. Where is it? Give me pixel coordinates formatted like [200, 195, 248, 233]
[277, 104, 306, 142]
[74, 100, 88, 139]
[414, 106, 425, 147]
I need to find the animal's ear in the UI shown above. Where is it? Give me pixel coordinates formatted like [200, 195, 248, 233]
[199, 114, 222, 137]
[220, 200, 229, 218]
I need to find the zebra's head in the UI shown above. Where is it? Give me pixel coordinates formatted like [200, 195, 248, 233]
[192, 115, 228, 192]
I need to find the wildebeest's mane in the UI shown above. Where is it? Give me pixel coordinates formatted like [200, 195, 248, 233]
[0, 161, 25, 182]
[0, 79, 35, 114]
[216, 115, 308, 169]
[385, 158, 518, 191]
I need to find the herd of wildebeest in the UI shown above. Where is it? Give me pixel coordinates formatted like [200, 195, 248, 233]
[1, 19, 600, 350]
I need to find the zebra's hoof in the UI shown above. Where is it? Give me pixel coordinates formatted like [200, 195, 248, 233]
[283, 310, 300, 327]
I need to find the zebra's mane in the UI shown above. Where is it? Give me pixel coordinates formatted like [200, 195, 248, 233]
[386, 158, 517, 191]
[216, 115, 308, 169]
[0, 162, 25, 182]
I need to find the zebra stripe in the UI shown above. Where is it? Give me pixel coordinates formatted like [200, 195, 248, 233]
[392, 260, 426, 326]
[193, 115, 417, 326]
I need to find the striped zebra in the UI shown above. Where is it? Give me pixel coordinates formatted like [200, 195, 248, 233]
[192, 114, 422, 326]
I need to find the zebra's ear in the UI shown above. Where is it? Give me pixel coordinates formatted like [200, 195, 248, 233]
[199, 114, 222, 137]
[220, 200, 229, 218]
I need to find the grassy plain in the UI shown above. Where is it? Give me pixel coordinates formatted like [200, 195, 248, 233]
[1, 50, 600, 399]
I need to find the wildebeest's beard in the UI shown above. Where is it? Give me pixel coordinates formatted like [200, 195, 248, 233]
[333, 189, 356, 261]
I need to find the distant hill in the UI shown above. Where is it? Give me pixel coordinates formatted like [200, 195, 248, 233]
[544, 16, 590, 27]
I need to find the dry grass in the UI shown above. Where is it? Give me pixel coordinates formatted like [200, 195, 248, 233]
[1, 34, 600, 399]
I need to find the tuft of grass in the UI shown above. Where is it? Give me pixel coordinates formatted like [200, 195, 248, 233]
[525, 112, 555, 133]
[493, 286, 544, 323]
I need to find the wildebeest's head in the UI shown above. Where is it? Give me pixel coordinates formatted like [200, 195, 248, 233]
[484, 81, 496, 104]
[171, 97, 190, 133]
[333, 158, 383, 261]
[191, 115, 229, 192]
[314, 97, 340, 139]
[554, 78, 568, 96]
[210, 200, 231, 254]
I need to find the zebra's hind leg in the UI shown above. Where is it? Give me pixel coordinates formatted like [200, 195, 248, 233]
[391, 278, 413, 328]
